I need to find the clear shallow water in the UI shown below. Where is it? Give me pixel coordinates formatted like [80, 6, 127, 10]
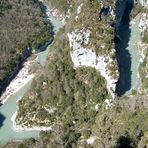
[0, 80, 40, 145]
[38, 7, 62, 66]
[125, 19, 141, 95]
[0, 4, 62, 145]
[116, 16, 141, 96]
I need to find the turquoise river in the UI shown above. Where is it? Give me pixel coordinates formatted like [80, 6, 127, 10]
[0, 4, 141, 146]
[126, 17, 141, 95]
[0, 3, 62, 145]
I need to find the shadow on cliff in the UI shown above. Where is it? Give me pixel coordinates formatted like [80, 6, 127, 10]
[115, 0, 134, 96]
[0, 113, 5, 128]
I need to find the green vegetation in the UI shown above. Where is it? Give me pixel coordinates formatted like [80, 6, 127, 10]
[130, 2, 148, 18]
[14, 98, 148, 148]
[47, 0, 71, 14]
[69, 0, 115, 55]
[131, 3, 143, 18]
[0, 2, 11, 14]
[131, 89, 137, 95]
[91, 104, 148, 147]
[16, 27, 108, 128]
[142, 32, 148, 44]
[40, 129, 81, 148]
[13, 0, 135, 147]
[4, 0, 148, 147]
[0, 0, 53, 85]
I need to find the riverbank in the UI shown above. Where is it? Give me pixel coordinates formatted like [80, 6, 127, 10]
[0, 79, 40, 145]
[125, 15, 141, 95]
[11, 112, 52, 132]
[116, 13, 141, 96]
[0, 1, 63, 144]
[0, 0, 63, 105]
[0, 56, 38, 105]
[39, 0, 68, 24]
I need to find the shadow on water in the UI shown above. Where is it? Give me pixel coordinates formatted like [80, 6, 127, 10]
[115, 0, 134, 96]
[0, 113, 5, 128]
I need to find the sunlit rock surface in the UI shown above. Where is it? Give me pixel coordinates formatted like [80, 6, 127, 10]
[68, 29, 118, 99]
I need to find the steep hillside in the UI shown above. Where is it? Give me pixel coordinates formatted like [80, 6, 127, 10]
[3, 0, 148, 147]
[0, 0, 53, 95]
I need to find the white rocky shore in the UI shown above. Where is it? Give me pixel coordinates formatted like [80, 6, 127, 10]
[0, 57, 38, 104]
[68, 29, 118, 99]
[45, 6, 66, 24]
[39, 0, 70, 24]
[11, 112, 52, 132]
[138, 13, 148, 92]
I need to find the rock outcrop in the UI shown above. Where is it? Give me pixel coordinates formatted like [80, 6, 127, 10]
[68, 28, 118, 99]
[137, 0, 148, 7]
[139, 13, 148, 32]
[0, 47, 32, 97]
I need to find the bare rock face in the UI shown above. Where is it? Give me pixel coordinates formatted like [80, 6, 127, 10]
[139, 13, 148, 32]
[137, 0, 148, 7]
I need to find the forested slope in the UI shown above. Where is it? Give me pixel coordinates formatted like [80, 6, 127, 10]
[0, 0, 53, 93]
[2, 0, 148, 147]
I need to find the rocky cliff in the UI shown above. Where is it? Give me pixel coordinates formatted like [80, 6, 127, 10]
[138, 0, 148, 7]
[67, 0, 119, 99]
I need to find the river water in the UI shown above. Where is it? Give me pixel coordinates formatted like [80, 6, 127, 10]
[125, 18, 141, 95]
[0, 1, 141, 145]
[116, 15, 141, 96]
[0, 3, 62, 145]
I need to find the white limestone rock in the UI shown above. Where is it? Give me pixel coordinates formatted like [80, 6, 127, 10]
[77, 3, 84, 15]
[44, 107, 57, 114]
[95, 104, 99, 112]
[68, 29, 118, 99]
[75, 3, 84, 21]
[104, 98, 113, 109]
[138, 41, 147, 63]
[139, 13, 148, 32]
[87, 136, 97, 145]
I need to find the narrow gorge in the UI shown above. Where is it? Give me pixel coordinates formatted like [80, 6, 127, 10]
[0, 0, 62, 144]
[115, 0, 141, 96]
